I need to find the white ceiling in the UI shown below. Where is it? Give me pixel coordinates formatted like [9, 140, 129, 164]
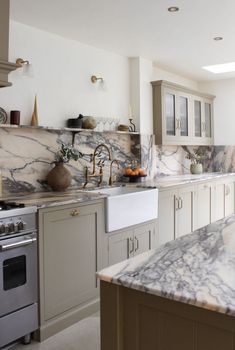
[10, 0, 235, 82]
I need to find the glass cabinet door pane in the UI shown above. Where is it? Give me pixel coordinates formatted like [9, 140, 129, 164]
[194, 100, 202, 137]
[179, 96, 188, 136]
[165, 93, 175, 136]
[205, 103, 212, 138]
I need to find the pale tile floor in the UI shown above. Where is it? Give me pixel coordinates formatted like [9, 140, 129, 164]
[9, 313, 100, 350]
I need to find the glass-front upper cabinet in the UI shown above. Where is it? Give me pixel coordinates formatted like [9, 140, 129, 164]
[164, 90, 190, 141]
[151, 80, 215, 145]
[165, 92, 176, 136]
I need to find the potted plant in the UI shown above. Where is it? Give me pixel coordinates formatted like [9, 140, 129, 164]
[47, 143, 84, 191]
[185, 147, 207, 174]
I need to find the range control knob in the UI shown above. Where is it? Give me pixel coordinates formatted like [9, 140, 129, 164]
[17, 221, 26, 231]
[0, 224, 5, 235]
[8, 222, 15, 233]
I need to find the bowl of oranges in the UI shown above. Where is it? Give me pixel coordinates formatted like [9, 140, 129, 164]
[124, 165, 147, 182]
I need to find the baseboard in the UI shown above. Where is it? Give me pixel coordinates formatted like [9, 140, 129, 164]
[34, 298, 100, 342]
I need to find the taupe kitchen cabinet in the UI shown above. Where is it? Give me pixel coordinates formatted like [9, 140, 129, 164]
[195, 177, 235, 230]
[159, 176, 235, 239]
[192, 95, 214, 145]
[211, 177, 235, 221]
[108, 221, 156, 266]
[37, 200, 107, 341]
[194, 182, 212, 230]
[224, 178, 235, 217]
[151, 80, 215, 145]
[158, 185, 195, 245]
[211, 179, 226, 222]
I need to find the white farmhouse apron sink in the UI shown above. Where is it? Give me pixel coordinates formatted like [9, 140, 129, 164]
[90, 187, 158, 232]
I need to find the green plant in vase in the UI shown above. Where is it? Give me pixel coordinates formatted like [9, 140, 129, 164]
[185, 147, 207, 174]
[55, 143, 83, 163]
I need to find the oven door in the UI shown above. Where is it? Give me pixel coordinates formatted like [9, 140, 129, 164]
[0, 232, 37, 317]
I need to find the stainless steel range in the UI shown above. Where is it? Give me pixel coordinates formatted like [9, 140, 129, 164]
[0, 201, 38, 348]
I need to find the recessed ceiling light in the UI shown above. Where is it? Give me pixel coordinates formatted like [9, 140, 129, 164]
[213, 37, 223, 41]
[168, 6, 179, 12]
[202, 62, 235, 74]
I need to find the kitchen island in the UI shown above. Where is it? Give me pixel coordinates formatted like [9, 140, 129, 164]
[98, 214, 235, 350]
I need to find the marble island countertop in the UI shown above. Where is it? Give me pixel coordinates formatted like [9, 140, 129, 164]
[98, 214, 235, 316]
[146, 172, 235, 189]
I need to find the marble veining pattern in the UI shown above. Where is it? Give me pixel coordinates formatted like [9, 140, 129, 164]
[148, 172, 235, 189]
[1, 126, 235, 194]
[0, 128, 140, 194]
[98, 215, 235, 316]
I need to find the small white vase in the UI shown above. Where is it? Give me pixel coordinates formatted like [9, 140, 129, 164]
[190, 163, 203, 174]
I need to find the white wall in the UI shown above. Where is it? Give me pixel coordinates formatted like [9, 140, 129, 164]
[139, 58, 153, 134]
[129, 58, 198, 135]
[129, 58, 140, 131]
[0, 21, 130, 127]
[199, 79, 235, 145]
[152, 65, 198, 90]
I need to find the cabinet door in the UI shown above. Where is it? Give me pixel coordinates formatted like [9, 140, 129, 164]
[158, 189, 176, 245]
[176, 186, 194, 238]
[211, 182, 225, 222]
[108, 229, 133, 265]
[204, 101, 213, 138]
[133, 223, 154, 256]
[164, 89, 178, 138]
[225, 181, 235, 217]
[193, 97, 203, 139]
[196, 183, 211, 229]
[42, 203, 102, 321]
[179, 93, 190, 138]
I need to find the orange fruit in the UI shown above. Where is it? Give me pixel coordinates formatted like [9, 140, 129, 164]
[125, 168, 132, 176]
[138, 168, 146, 176]
[132, 169, 139, 176]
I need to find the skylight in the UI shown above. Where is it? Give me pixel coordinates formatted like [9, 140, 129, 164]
[203, 62, 235, 74]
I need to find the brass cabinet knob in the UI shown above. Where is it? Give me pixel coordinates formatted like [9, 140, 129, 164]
[70, 209, 80, 217]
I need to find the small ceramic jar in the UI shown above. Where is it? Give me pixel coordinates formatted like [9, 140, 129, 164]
[190, 163, 203, 174]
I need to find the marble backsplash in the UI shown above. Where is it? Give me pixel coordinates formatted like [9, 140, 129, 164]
[1, 126, 235, 194]
[0, 127, 140, 194]
[154, 145, 235, 176]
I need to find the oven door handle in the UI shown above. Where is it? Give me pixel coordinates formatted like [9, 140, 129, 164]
[0, 237, 37, 251]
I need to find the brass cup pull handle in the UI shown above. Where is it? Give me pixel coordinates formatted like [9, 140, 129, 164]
[70, 209, 80, 217]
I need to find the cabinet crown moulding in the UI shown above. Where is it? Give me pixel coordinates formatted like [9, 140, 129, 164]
[151, 80, 215, 100]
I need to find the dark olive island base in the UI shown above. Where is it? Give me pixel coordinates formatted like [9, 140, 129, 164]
[100, 281, 235, 350]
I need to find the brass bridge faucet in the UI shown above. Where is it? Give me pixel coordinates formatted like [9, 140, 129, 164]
[109, 159, 120, 185]
[83, 144, 112, 188]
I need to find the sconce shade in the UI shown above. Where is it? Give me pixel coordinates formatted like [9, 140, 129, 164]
[16, 58, 34, 78]
[22, 63, 34, 77]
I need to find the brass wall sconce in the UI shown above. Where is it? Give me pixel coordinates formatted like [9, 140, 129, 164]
[16, 58, 30, 66]
[16, 58, 34, 77]
[91, 75, 103, 83]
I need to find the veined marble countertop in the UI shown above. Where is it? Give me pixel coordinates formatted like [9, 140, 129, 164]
[146, 172, 235, 189]
[1, 172, 235, 208]
[98, 214, 235, 316]
[1, 189, 105, 209]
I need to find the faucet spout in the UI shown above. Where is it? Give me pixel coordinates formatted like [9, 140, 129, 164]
[92, 143, 112, 174]
[109, 159, 120, 186]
